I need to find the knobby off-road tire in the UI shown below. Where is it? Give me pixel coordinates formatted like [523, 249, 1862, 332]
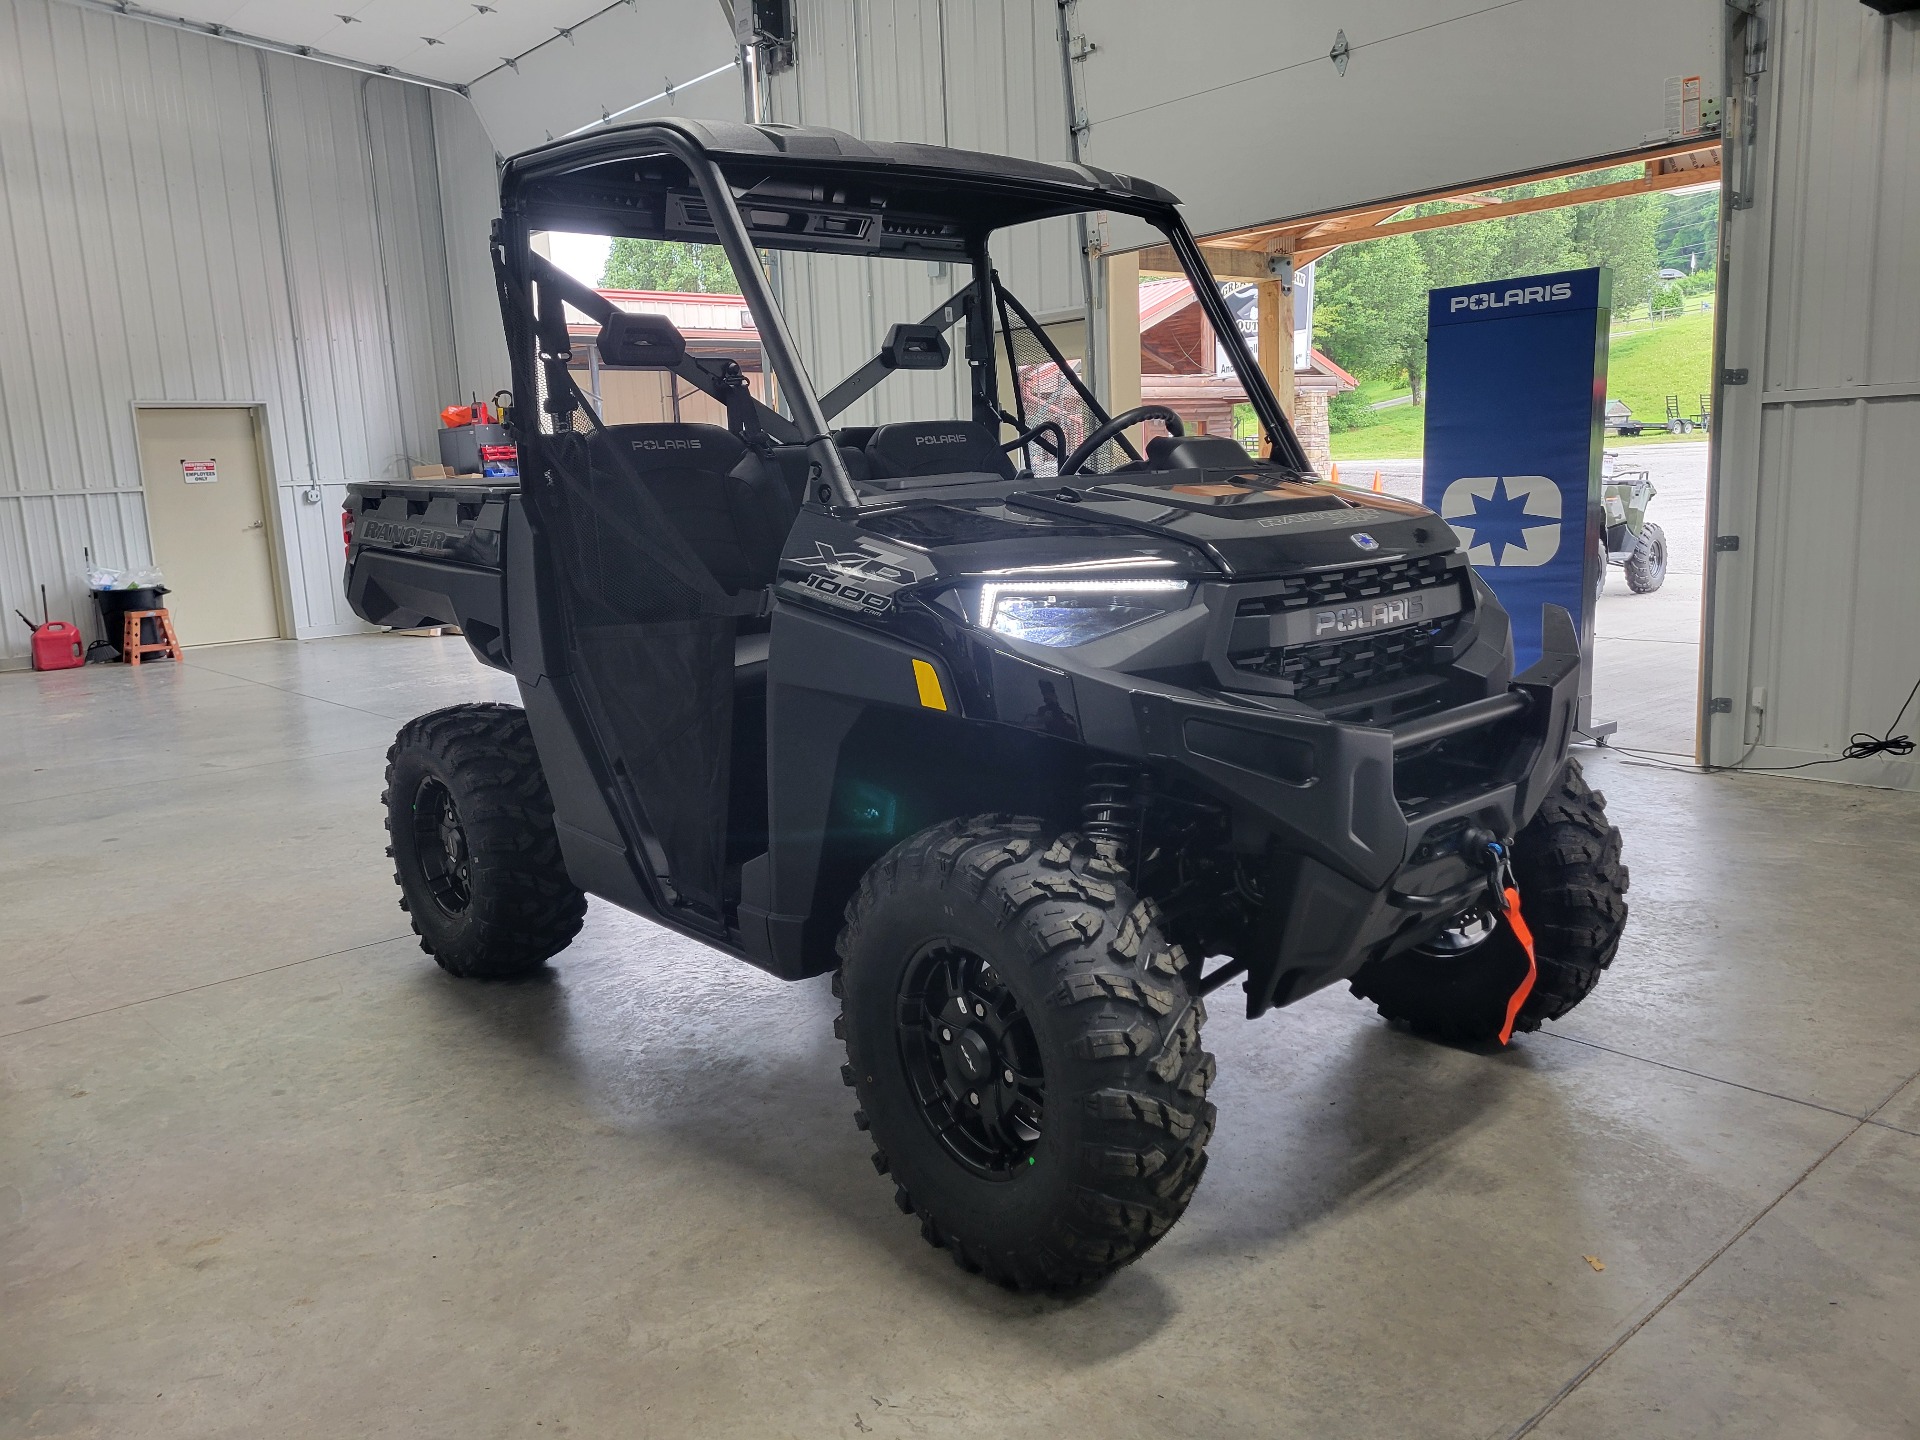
[1624, 521, 1668, 593]
[835, 817, 1216, 1292]
[384, 703, 586, 979]
[1350, 758, 1629, 1045]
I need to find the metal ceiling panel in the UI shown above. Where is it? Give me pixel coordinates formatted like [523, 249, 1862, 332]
[58, 0, 640, 85]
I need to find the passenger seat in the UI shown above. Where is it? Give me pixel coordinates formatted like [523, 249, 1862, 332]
[579, 422, 793, 594]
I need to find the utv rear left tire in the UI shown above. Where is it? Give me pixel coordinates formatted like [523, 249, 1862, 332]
[384, 703, 586, 979]
[835, 817, 1216, 1292]
[1349, 758, 1628, 1044]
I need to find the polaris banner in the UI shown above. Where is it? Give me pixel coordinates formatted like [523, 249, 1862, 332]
[1423, 267, 1610, 720]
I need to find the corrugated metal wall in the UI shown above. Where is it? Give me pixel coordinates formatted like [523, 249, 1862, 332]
[433, 89, 512, 409]
[0, 0, 460, 665]
[763, 0, 1085, 427]
[1707, 0, 1919, 789]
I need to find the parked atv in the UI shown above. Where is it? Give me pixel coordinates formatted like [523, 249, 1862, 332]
[1598, 452, 1667, 595]
[344, 119, 1628, 1292]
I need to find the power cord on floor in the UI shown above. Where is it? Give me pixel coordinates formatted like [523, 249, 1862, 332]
[1590, 674, 1919, 776]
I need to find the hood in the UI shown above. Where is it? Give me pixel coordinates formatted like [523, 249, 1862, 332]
[1007, 472, 1455, 577]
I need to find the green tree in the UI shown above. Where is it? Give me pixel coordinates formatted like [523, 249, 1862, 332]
[1314, 174, 1665, 392]
[1566, 173, 1660, 312]
[1653, 190, 1719, 274]
[1314, 232, 1430, 398]
[600, 239, 740, 293]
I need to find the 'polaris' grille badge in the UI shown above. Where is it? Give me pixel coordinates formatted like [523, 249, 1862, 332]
[1350, 532, 1381, 552]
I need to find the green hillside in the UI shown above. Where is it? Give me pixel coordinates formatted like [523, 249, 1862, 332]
[1329, 304, 1715, 461]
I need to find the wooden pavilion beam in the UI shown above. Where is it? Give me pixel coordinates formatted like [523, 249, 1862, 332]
[1206, 138, 1721, 255]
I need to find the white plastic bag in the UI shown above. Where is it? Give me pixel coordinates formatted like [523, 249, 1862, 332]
[85, 565, 164, 591]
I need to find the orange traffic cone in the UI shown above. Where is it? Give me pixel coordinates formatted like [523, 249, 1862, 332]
[1330, 463, 1341, 485]
[1372, 470, 1382, 492]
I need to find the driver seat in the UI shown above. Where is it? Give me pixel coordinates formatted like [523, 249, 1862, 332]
[863, 421, 1015, 482]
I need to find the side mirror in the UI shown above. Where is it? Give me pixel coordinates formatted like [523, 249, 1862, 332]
[880, 323, 950, 372]
[598, 312, 687, 369]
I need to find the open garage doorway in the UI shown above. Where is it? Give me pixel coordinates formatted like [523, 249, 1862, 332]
[1166, 142, 1722, 761]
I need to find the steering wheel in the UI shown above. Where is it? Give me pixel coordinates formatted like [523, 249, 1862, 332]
[1060, 406, 1184, 475]
[1002, 420, 1068, 466]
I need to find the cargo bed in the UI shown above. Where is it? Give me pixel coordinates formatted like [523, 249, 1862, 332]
[344, 479, 519, 667]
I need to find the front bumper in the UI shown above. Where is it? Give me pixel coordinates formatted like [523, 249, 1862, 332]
[1066, 605, 1583, 1016]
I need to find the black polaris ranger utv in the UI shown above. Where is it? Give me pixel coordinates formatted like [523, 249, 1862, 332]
[345, 120, 1628, 1292]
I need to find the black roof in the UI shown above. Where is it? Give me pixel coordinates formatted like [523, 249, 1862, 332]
[499, 118, 1182, 249]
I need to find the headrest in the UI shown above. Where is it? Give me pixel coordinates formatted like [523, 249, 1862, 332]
[588, 423, 747, 472]
[598, 311, 686, 369]
[865, 421, 1015, 481]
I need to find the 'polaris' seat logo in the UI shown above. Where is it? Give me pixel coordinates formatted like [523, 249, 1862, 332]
[914, 434, 970, 445]
[633, 438, 699, 451]
[1450, 281, 1573, 313]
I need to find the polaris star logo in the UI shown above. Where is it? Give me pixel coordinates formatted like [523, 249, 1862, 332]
[633, 437, 699, 451]
[914, 434, 970, 445]
[1349, 532, 1380, 552]
[1439, 474, 1562, 566]
[1449, 281, 1574, 314]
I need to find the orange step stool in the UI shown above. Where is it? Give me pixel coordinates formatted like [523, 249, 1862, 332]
[122, 608, 183, 665]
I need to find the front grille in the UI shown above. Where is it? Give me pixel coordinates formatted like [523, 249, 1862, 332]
[1233, 619, 1454, 701]
[1234, 552, 1458, 617]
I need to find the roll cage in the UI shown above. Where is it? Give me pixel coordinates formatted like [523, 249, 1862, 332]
[492, 118, 1311, 502]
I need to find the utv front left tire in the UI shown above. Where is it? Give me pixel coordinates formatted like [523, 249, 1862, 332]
[835, 817, 1216, 1292]
[384, 703, 586, 979]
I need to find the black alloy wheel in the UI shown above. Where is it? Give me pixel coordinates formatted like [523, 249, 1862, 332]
[383, 703, 586, 979]
[835, 817, 1216, 1291]
[897, 943, 1046, 1179]
[411, 776, 473, 915]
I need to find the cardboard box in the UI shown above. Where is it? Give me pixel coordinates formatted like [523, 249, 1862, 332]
[411, 463, 456, 480]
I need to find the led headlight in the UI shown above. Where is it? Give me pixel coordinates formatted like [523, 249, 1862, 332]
[977, 579, 1190, 647]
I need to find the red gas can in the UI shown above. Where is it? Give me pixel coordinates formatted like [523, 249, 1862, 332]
[31, 621, 85, 671]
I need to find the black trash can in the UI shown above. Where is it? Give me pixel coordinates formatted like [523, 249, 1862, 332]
[92, 586, 170, 660]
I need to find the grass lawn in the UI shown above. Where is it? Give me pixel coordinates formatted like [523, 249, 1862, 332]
[1604, 304, 1715, 424]
[1328, 303, 1715, 461]
[1352, 376, 1411, 407]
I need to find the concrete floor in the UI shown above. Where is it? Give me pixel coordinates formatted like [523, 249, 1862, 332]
[4, 635, 1917, 1440]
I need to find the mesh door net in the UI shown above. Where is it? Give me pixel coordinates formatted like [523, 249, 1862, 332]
[542, 425, 737, 921]
[512, 275, 743, 923]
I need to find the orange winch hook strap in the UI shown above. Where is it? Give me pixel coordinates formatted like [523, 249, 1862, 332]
[1497, 886, 1538, 1046]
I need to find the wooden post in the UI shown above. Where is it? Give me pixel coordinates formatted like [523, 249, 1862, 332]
[1254, 248, 1295, 453]
[1104, 248, 1142, 434]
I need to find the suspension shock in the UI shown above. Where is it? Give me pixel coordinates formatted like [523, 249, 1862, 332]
[1081, 762, 1142, 870]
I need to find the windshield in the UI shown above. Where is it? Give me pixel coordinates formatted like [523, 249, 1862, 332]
[509, 131, 1303, 499]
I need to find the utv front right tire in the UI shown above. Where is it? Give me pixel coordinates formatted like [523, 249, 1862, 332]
[1624, 521, 1668, 593]
[384, 703, 586, 979]
[1349, 758, 1628, 1044]
[836, 817, 1216, 1292]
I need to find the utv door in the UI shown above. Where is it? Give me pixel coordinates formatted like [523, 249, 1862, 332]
[511, 269, 775, 929]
